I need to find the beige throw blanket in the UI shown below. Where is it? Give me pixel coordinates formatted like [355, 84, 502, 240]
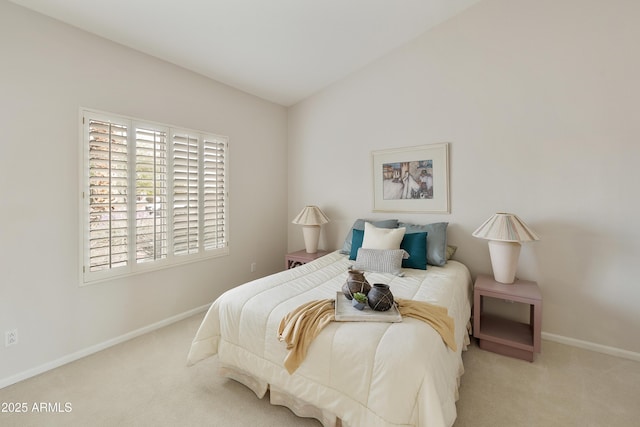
[277, 298, 456, 374]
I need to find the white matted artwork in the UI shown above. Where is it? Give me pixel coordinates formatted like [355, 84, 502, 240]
[372, 143, 450, 213]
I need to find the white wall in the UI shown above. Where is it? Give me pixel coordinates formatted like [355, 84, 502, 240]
[0, 1, 288, 384]
[288, 0, 640, 354]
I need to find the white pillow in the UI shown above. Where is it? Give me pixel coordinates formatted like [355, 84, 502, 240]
[362, 222, 406, 250]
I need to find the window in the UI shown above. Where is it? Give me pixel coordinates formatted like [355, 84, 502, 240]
[81, 109, 228, 284]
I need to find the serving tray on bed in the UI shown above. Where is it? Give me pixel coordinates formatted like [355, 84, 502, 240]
[334, 292, 402, 322]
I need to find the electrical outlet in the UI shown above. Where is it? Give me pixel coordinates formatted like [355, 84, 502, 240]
[5, 329, 18, 347]
[250, 262, 256, 272]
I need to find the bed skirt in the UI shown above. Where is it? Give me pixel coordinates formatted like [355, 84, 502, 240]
[219, 364, 343, 427]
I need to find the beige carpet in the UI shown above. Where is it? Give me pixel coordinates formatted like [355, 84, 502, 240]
[1, 312, 639, 427]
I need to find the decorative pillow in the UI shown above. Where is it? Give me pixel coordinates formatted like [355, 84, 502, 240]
[354, 248, 408, 276]
[446, 245, 457, 260]
[349, 228, 365, 260]
[400, 231, 428, 270]
[399, 222, 448, 266]
[340, 219, 399, 255]
[362, 222, 406, 250]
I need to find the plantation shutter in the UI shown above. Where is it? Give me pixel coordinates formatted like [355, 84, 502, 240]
[172, 132, 200, 255]
[203, 136, 228, 250]
[82, 109, 229, 284]
[87, 118, 129, 272]
[135, 126, 168, 263]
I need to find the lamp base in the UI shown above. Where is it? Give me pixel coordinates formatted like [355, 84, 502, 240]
[301, 225, 321, 253]
[488, 240, 521, 284]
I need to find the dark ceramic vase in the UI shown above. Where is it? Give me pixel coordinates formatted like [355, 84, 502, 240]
[367, 283, 394, 311]
[342, 269, 371, 300]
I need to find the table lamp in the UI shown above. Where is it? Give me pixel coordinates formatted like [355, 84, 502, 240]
[472, 213, 539, 284]
[292, 206, 330, 253]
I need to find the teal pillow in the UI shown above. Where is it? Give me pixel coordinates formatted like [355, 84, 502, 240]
[400, 232, 428, 270]
[340, 219, 399, 255]
[349, 228, 365, 260]
[399, 222, 448, 266]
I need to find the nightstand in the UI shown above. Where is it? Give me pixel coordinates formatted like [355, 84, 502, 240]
[473, 274, 542, 362]
[285, 249, 330, 269]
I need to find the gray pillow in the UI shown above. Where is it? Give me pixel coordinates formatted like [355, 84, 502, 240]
[340, 219, 399, 254]
[353, 248, 408, 276]
[398, 222, 448, 266]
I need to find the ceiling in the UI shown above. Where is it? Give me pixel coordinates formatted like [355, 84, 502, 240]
[10, 0, 480, 106]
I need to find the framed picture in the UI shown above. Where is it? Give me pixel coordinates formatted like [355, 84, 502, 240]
[372, 143, 450, 213]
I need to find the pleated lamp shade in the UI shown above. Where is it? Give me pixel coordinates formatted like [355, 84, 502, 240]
[291, 206, 330, 226]
[292, 206, 329, 253]
[472, 213, 540, 242]
[472, 213, 539, 284]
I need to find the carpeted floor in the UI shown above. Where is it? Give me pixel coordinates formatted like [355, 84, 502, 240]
[1, 312, 639, 427]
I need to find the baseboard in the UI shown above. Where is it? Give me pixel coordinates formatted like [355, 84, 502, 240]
[4, 310, 637, 390]
[0, 304, 210, 390]
[542, 332, 640, 362]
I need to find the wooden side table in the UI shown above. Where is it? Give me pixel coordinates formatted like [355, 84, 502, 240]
[285, 249, 330, 269]
[473, 274, 542, 362]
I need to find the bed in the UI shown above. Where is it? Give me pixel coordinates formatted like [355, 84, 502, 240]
[187, 221, 472, 427]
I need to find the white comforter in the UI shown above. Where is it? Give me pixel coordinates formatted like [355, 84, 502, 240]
[188, 251, 472, 427]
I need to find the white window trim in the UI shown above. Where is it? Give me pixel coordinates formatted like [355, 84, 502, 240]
[79, 108, 229, 285]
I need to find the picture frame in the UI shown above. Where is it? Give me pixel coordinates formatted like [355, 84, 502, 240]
[372, 142, 450, 213]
